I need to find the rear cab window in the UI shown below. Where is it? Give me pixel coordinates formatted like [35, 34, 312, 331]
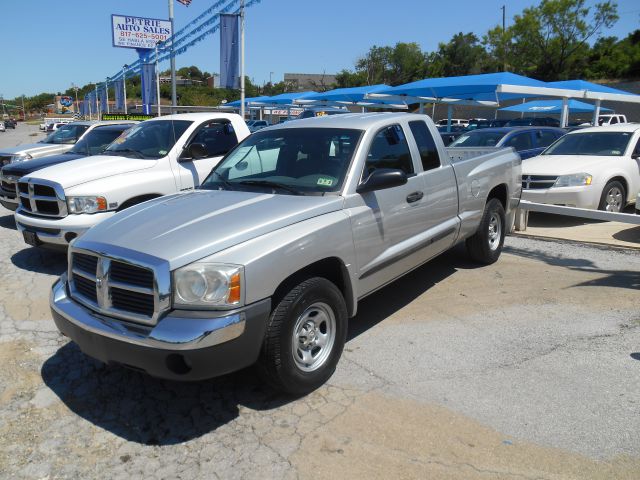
[408, 120, 441, 172]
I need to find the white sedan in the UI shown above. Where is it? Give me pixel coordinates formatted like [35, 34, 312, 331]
[521, 124, 640, 212]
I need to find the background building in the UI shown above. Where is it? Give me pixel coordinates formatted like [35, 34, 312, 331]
[284, 73, 337, 92]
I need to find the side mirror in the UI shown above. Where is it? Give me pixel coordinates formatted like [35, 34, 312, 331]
[632, 152, 640, 160]
[181, 143, 208, 161]
[357, 168, 407, 194]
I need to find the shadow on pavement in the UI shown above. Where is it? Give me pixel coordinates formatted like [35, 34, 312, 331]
[631, 353, 640, 361]
[41, 243, 483, 444]
[0, 214, 16, 230]
[42, 342, 293, 446]
[613, 226, 640, 245]
[348, 243, 480, 341]
[11, 247, 67, 275]
[527, 212, 604, 228]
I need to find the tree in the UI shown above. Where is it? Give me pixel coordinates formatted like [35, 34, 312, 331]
[429, 33, 490, 77]
[487, 0, 619, 80]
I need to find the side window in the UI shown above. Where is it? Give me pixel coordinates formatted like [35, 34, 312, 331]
[364, 125, 413, 177]
[610, 116, 619, 124]
[409, 120, 441, 172]
[505, 132, 533, 151]
[535, 130, 560, 148]
[189, 121, 238, 157]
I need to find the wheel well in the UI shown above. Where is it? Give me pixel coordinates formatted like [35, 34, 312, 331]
[272, 258, 354, 317]
[487, 184, 507, 209]
[117, 194, 162, 211]
[605, 176, 628, 196]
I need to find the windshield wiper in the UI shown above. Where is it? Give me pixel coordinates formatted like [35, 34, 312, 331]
[235, 180, 303, 195]
[205, 171, 235, 191]
[105, 148, 146, 158]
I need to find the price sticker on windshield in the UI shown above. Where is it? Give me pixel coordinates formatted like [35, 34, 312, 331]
[317, 177, 334, 187]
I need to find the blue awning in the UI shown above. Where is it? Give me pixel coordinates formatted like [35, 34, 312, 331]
[224, 96, 272, 107]
[252, 91, 317, 106]
[301, 85, 391, 104]
[499, 99, 612, 114]
[547, 80, 634, 96]
[370, 72, 549, 103]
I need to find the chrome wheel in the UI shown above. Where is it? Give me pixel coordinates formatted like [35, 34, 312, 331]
[604, 186, 623, 212]
[488, 212, 502, 251]
[291, 302, 336, 372]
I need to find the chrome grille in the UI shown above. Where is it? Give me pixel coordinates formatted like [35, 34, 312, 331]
[522, 175, 558, 190]
[1, 175, 17, 194]
[17, 179, 67, 218]
[68, 248, 169, 325]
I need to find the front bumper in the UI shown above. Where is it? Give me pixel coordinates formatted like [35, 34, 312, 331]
[15, 209, 115, 246]
[50, 273, 271, 381]
[521, 185, 599, 210]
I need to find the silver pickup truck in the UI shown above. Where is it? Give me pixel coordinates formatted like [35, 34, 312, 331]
[50, 113, 521, 394]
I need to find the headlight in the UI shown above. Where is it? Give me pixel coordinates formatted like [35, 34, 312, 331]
[67, 196, 107, 214]
[173, 263, 244, 309]
[553, 173, 592, 188]
[11, 153, 32, 163]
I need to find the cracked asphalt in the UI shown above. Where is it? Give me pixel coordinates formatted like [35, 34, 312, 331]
[1, 125, 640, 479]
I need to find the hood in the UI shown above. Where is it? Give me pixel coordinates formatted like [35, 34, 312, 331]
[0, 143, 59, 155]
[2, 153, 85, 178]
[22, 155, 156, 188]
[78, 190, 344, 269]
[522, 154, 616, 176]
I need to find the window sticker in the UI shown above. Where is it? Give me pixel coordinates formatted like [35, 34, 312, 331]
[317, 177, 334, 187]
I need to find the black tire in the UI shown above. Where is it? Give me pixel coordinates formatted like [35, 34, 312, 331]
[257, 277, 348, 395]
[598, 180, 626, 213]
[466, 198, 506, 265]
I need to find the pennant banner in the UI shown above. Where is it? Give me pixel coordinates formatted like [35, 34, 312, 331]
[140, 63, 157, 115]
[114, 79, 125, 111]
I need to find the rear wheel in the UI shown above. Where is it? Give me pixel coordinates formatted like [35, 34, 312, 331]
[257, 277, 347, 395]
[466, 198, 506, 265]
[598, 181, 626, 213]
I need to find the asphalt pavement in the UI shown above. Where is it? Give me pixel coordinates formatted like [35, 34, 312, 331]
[0, 123, 639, 479]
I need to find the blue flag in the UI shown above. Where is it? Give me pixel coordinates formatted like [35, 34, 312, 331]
[220, 13, 239, 89]
[141, 63, 157, 115]
[114, 79, 125, 111]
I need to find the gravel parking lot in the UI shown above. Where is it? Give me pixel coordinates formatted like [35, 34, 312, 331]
[1, 125, 639, 479]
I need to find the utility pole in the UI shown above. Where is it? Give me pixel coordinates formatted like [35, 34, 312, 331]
[501, 5, 507, 72]
[240, 0, 245, 120]
[21, 95, 25, 120]
[71, 83, 79, 115]
[123, 65, 128, 114]
[95, 83, 99, 119]
[169, 0, 177, 110]
[155, 43, 162, 117]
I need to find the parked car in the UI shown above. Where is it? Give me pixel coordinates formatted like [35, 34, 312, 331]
[0, 121, 133, 167]
[247, 120, 270, 132]
[0, 123, 5, 133]
[440, 131, 462, 146]
[636, 190, 640, 215]
[49, 112, 521, 394]
[521, 124, 640, 212]
[466, 119, 491, 130]
[47, 122, 68, 132]
[0, 123, 135, 211]
[505, 117, 560, 127]
[596, 114, 628, 126]
[4, 119, 17, 129]
[449, 127, 566, 159]
[14, 113, 250, 248]
[436, 118, 468, 127]
[294, 107, 349, 120]
[489, 119, 510, 128]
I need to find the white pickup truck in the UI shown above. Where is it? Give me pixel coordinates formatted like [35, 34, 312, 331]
[15, 113, 249, 247]
[50, 112, 522, 394]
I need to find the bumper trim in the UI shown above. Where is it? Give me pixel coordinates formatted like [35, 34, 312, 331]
[51, 273, 248, 350]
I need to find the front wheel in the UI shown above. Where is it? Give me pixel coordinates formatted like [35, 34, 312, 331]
[598, 181, 626, 213]
[466, 198, 506, 265]
[257, 277, 348, 395]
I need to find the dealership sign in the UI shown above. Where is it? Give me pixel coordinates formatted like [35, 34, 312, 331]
[111, 14, 172, 50]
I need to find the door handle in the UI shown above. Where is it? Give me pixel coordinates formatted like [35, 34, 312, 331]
[406, 191, 424, 203]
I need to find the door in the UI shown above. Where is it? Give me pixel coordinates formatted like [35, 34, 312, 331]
[349, 124, 431, 295]
[175, 120, 239, 190]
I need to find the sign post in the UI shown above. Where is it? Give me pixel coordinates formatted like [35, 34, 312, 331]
[111, 14, 172, 116]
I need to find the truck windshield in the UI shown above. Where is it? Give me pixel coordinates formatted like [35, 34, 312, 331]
[42, 124, 89, 145]
[201, 127, 363, 195]
[450, 131, 505, 147]
[104, 120, 192, 159]
[542, 132, 632, 156]
[69, 127, 131, 156]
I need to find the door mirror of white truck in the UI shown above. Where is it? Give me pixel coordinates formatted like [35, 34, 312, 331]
[357, 168, 407, 194]
[181, 143, 209, 161]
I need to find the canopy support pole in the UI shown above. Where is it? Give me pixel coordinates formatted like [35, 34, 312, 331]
[446, 104, 453, 133]
[432, 103, 436, 118]
[418, 102, 424, 114]
[592, 99, 601, 126]
[560, 97, 569, 128]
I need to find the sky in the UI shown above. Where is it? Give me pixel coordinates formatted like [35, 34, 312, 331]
[1, 0, 639, 99]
